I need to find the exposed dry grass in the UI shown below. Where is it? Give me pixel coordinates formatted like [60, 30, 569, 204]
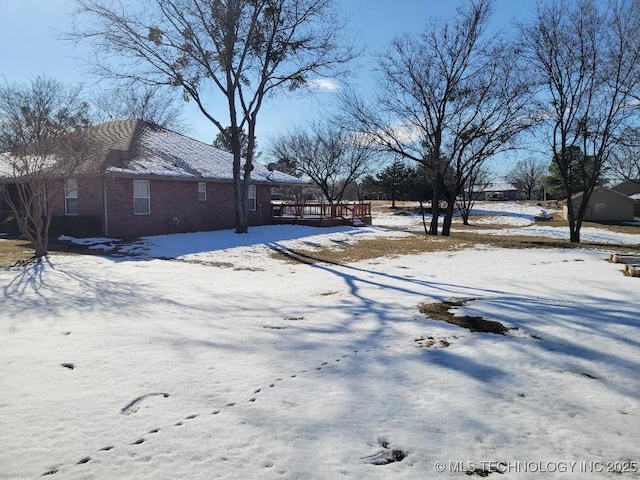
[418, 299, 513, 334]
[0, 238, 35, 268]
[268, 225, 638, 266]
[268, 233, 471, 265]
[0, 237, 93, 268]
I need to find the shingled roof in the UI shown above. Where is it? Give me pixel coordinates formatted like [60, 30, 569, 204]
[88, 119, 307, 185]
[611, 179, 640, 197]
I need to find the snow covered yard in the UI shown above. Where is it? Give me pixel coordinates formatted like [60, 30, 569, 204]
[1, 204, 640, 479]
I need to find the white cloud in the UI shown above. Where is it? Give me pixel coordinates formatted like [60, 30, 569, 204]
[307, 78, 339, 92]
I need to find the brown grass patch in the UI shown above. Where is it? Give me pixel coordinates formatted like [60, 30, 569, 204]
[269, 234, 470, 265]
[268, 226, 637, 266]
[0, 238, 35, 268]
[0, 237, 106, 268]
[268, 202, 638, 265]
[418, 299, 513, 334]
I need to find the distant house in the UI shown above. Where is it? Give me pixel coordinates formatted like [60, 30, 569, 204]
[471, 183, 521, 201]
[611, 179, 640, 196]
[611, 180, 640, 216]
[562, 187, 636, 222]
[0, 119, 308, 238]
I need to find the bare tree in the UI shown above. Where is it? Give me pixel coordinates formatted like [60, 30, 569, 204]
[456, 164, 492, 225]
[608, 133, 640, 181]
[91, 84, 189, 133]
[268, 120, 375, 203]
[506, 157, 548, 200]
[343, 0, 534, 236]
[68, 0, 358, 233]
[521, 0, 640, 242]
[0, 76, 93, 260]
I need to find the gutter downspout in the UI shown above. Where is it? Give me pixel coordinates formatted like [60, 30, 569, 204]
[103, 180, 109, 237]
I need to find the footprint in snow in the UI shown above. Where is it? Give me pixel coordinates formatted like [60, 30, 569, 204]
[121, 393, 170, 415]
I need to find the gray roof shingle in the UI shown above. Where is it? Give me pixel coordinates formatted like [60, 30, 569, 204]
[2, 119, 307, 186]
[101, 120, 306, 185]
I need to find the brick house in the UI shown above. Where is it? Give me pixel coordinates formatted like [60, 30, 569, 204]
[0, 119, 307, 238]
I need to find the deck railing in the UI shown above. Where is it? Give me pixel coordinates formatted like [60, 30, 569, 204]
[271, 202, 372, 224]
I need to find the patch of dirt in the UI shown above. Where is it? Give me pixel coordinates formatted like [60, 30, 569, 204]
[418, 299, 514, 335]
[415, 335, 457, 348]
[466, 467, 500, 477]
[362, 437, 408, 466]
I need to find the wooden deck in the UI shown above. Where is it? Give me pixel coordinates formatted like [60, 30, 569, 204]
[271, 202, 372, 227]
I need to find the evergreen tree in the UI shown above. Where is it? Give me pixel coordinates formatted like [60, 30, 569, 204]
[543, 147, 605, 199]
[375, 161, 414, 207]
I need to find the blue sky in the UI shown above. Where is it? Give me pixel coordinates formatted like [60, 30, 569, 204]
[0, 0, 538, 165]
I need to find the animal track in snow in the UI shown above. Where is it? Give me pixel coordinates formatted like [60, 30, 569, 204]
[41, 346, 371, 477]
[121, 392, 170, 415]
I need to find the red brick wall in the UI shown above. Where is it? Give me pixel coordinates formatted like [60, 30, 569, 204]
[46, 176, 274, 238]
[105, 177, 273, 238]
[48, 178, 105, 218]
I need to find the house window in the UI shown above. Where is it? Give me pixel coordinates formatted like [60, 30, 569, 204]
[198, 182, 207, 201]
[595, 203, 605, 212]
[248, 184, 256, 211]
[64, 179, 79, 215]
[134, 179, 150, 215]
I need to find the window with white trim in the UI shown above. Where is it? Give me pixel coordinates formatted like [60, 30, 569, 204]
[248, 184, 256, 211]
[133, 179, 150, 215]
[198, 182, 207, 201]
[64, 179, 79, 215]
